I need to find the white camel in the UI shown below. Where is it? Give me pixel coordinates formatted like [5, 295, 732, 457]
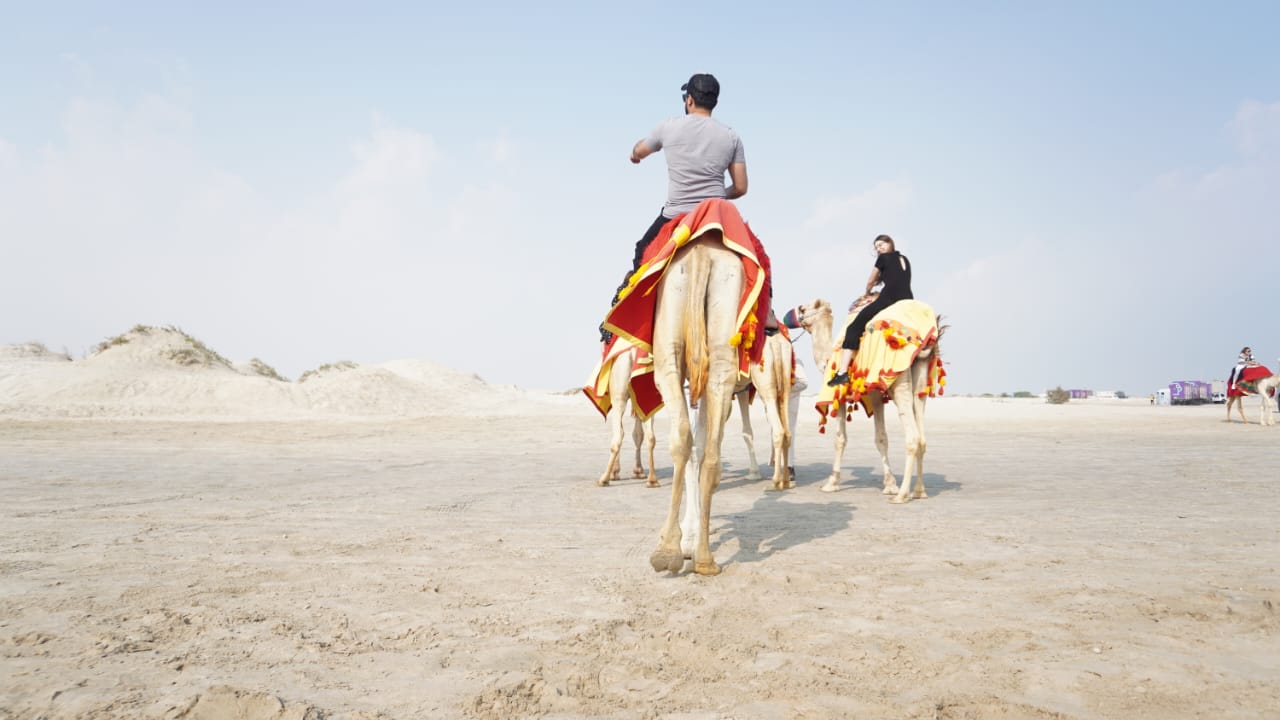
[1254, 363, 1278, 426]
[596, 346, 658, 488]
[648, 231, 746, 576]
[794, 298, 943, 503]
[1228, 361, 1278, 426]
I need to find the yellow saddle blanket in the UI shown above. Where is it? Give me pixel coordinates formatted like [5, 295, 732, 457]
[814, 299, 946, 430]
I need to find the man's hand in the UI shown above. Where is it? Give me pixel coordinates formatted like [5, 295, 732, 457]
[630, 139, 653, 165]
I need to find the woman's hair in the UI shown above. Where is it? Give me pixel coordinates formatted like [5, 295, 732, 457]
[1241, 346, 1251, 354]
[874, 234, 896, 252]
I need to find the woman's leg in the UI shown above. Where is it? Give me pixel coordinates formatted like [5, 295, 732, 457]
[829, 296, 893, 385]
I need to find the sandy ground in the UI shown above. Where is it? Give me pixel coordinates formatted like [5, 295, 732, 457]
[2, 397, 1279, 719]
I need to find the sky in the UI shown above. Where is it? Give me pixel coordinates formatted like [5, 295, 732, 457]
[2, 2, 1278, 395]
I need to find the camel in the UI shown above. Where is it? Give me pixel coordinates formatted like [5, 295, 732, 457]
[1260, 373, 1279, 427]
[596, 346, 658, 488]
[793, 298, 943, 504]
[1227, 362, 1278, 426]
[737, 331, 794, 490]
[648, 231, 746, 576]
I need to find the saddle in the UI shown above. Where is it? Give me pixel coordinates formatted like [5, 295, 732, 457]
[588, 199, 773, 419]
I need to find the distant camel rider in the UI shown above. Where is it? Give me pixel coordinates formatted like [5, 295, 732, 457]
[600, 72, 749, 344]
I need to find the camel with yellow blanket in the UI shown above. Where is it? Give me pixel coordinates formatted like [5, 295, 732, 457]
[792, 297, 946, 504]
[599, 198, 770, 575]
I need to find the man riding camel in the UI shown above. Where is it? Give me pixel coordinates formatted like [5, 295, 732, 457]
[599, 73, 749, 345]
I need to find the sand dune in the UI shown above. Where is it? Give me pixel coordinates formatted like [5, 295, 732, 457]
[0, 329, 574, 420]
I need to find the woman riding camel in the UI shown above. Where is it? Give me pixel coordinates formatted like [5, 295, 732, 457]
[828, 234, 913, 387]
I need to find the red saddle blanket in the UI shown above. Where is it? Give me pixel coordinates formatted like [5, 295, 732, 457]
[1231, 365, 1275, 397]
[585, 198, 771, 419]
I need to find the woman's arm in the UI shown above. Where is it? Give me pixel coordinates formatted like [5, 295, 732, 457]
[865, 268, 880, 296]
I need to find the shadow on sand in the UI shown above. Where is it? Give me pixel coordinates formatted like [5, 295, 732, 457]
[787, 461, 962, 497]
[709, 490, 852, 567]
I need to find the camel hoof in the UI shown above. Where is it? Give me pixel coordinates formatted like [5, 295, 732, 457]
[820, 479, 841, 493]
[646, 479, 660, 488]
[747, 471, 763, 481]
[889, 496, 909, 505]
[632, 468, 646, 479]
[912, 489, 928, 499]
[596, 478, 610, 487]
[693, 560, 722, 576]
[882, 485, 899, 495]
[650, 549, 684, 573]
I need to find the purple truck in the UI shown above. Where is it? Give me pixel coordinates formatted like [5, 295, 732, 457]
[1169, 380, 1209, 405]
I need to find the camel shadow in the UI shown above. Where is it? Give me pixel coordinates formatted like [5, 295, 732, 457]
[710, 491, 853, 566]
[789, 461, 962, 497]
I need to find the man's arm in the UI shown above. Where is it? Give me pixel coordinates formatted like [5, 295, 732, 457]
[726, 162, 748, 199]
[630, 139, 655, 164]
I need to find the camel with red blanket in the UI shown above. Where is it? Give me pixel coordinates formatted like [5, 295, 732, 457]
[791, 297, 946, 504]
[600, 198, 770, 575]
[587, 343, 658, 487]
[1228, 363, 1278, 426]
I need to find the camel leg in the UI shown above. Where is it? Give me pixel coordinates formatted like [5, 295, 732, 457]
[758, 384, 789, 490]
[630, 411, 646, 479]
[909, 359, 930, 499]
[786, 362, 807, 483]
[650, 349, 691, 573]
[738, 391, 762, 481]
[598, 403, 625, 486]
[820, 412, 848, 493]
[692, 341, 737, 576]
[644, 416, 659, 487]
[680, 403, 706, 559]
[890, 377, 924, 504]
[1229, 395, 1248, 423]
[598, 353, 634, 486]
[776, 374, 793, 490]
[863, 394, 897, 495]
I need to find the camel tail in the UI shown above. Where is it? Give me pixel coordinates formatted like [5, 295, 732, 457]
[771, 340, 788, 408]
[933, 314, 948, 363]
[683, 248, 712, 407]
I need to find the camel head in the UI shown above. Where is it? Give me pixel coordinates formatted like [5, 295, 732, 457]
[793, 299, 832, 334]
[792, 299, 836, 367]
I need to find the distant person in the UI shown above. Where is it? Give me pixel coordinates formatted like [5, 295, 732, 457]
[600, 72, 748, 345]
[1227, 346, 1258, 392]
[828, 235, 913, 387]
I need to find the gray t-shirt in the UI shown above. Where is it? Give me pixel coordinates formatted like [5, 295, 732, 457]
[644, 115, 745, 218]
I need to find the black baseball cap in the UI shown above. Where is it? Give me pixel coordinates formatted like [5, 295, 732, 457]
[681, 73, 720, 99]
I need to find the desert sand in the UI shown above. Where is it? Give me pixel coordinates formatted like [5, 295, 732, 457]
[1, 331, 1278, 719]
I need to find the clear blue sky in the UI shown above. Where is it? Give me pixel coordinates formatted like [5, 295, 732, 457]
[3, 2, 1278, 394]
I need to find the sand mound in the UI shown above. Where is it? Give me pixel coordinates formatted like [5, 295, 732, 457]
[0, 329, 584, 420]
[0, 342, 73, 362]
[86, 325, 236, 370]
[169, 685, 321, 720]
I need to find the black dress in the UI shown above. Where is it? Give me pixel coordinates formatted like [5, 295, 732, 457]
[840, 251, 913, 351]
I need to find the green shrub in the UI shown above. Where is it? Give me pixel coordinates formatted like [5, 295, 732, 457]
[1046, 386, 1070, 404]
